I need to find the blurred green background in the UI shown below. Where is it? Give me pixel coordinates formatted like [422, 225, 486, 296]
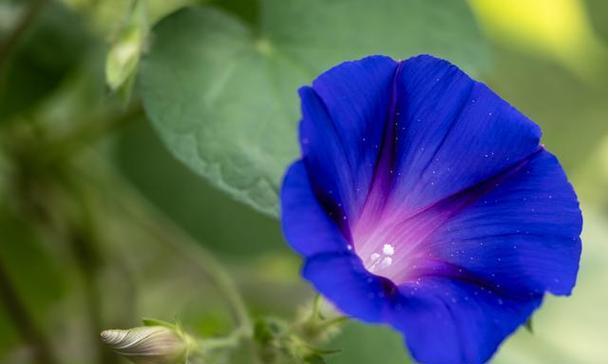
[0, 0, 607, 363]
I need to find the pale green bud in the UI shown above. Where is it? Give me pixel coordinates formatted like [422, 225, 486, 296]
[105, 0, 147, 94]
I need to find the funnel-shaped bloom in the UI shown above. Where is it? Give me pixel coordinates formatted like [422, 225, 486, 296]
[280, 55, 582, 364]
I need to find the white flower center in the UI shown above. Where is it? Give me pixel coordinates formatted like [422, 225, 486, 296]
[368, 243, 395, 272]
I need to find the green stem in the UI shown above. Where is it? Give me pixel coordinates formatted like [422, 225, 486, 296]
[309, 294, 321, 321]
[315, 316, 349, 331]
[60, 171, 120, 364]
[199, 331, 241, 352]
[293, 296, 349, 343]
[135, 199, 253, 335]
[65, 223, 115, 364]
[0, 0, 48, 69]
[0, 257, 57, 364]
[68, 231, 115, 364]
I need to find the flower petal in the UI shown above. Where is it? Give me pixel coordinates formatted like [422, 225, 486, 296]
[281, 54, 582, 364]
[299, 56, 398, 221]
[389, 55, 542, 212]
[281, 161, 350, 256]
[390, 277, 543, 364]
[425, 150, 582, 296]
[302, 251, 396, 323]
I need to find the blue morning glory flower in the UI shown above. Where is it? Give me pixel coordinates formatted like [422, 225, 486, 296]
[280, 55, 582, 364]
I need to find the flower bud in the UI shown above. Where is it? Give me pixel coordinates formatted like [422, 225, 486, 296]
[105, 0, 147, 94]
[100, 326, 191, 364]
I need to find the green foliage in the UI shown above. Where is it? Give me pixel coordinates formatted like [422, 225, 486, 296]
[491, 206, 608, 363]
[485, 48, 608, 172]
[0, 1, 92, 122]
[1, 0, 607, 363]
[0, 208, 66, 333]
[105, 0, 148, 98]
[0, 308, 17, 357]
[113, 119, 286, 256]
[142, 317, 178, 329]
[327, 322, 411, 364]
[139, 0, 488, 216]
[587, 0, 608, 42]
[253, 304, 346, 364]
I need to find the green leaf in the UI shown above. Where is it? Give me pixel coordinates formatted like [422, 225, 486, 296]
[140, 1, 488, 216]
[209, 0, 260, 26]
[303, 353, 327, 364]
[112, 119, 286, 256]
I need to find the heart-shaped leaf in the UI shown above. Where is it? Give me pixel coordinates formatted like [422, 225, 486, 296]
[140, 1, 488, 216]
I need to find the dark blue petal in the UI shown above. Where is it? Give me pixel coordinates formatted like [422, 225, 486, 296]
[302, 252, 396, 323]
[281, 161, 350, 256]
[390, 278, 543, 364]
[299, 56, 398, 221]
[389, 55, 542, 212]
[426, 150, 582, 296]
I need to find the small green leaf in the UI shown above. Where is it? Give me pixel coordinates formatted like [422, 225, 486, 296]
[304, 346, 341, 356]
[524, 318, 534, 333]
[253, 316, 288, 344]
[142, 317, 177, 329]
[304, 353, 327, 364]
[140, 1, 488, 216]
[106, 0, 148, 96]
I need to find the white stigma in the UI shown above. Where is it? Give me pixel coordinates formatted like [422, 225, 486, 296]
[368, 244, 396, 272]
[380, 256, 393, 269]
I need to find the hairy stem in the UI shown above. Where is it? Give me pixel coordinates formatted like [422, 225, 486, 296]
[0, 257, 57, 364]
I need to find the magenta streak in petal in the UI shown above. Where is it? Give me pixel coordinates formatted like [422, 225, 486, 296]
[352, 196, 456, 284]
[354, 62, 405, 227]
[350, 148, 542, 285]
